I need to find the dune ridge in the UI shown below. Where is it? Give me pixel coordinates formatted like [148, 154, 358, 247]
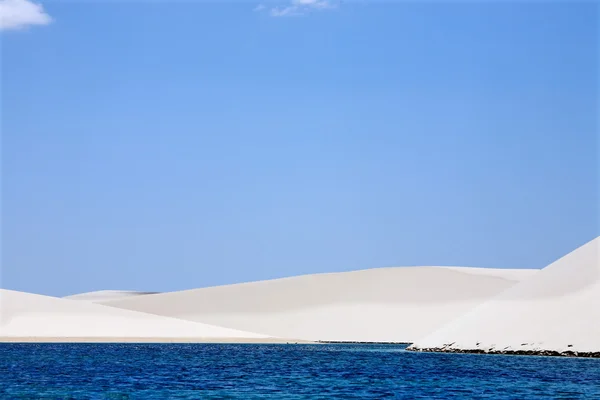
[407, 237, 600, 357]
[104, 266, 537, 343]
[64, 290, 159, 303]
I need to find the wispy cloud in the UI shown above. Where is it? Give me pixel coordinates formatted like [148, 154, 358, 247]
[0, 0, 52, 31]
[257, 0, 338, 18]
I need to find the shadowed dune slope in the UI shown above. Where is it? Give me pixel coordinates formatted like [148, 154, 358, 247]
[104, 266, 537, 343]
[409, 237, 600, 355]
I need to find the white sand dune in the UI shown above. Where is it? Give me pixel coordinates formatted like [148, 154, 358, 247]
[0, 289, 274, 342]
[408, 237, 600, 356]
[64, 290, 159, 303]
[104, 266, 537, 343]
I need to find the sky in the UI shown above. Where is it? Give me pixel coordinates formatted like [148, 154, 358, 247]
[1, 1, 598, 297]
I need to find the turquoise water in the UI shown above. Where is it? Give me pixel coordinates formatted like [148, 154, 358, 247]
[1, 343, 598, 398]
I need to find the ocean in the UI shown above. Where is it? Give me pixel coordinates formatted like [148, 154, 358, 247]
[1, 343, 599, 398]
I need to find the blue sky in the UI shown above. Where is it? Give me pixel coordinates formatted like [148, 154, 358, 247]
[2, 1, 598, 297]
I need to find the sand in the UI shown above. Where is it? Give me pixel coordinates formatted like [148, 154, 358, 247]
[408, 237, 600, 356]
[64, 290, 159, 303]
[0, 337, 310, 344]
[0, 289, 278, 342]
[103, 266, 537, 343]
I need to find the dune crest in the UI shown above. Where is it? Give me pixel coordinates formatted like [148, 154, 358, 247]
[408, 237, 600, 356]
[64, 290, 159, 303]
[103, 266, 537, 343]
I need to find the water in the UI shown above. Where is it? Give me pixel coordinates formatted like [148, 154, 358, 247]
[1, 343, 598, 399]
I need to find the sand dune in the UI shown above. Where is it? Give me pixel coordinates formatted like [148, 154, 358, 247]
[104, 266, 537, 343]
[64, 290, 159, 303]
[408, 237, 600, 356]
[0, 289, 274, 342]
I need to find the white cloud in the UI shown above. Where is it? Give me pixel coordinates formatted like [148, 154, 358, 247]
[294, 0, 333, 8]
[269, 5, 301, 17]
[261, 0, 338, 17]
[0, 0, 52, 31]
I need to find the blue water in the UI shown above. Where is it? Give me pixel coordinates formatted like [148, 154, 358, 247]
[1, 344, 599, 398]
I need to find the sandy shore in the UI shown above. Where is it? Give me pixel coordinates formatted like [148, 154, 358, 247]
[0, 337, 312, 344]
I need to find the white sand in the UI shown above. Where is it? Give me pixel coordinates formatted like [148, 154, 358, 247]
[0, 289, 274, 342]
[408, 237, 600, 355]
[103, 266, 537, 343]
[64, 290, 159, 303]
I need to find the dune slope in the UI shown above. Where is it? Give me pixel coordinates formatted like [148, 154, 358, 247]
[0, 289, 272, 342]
[104, 266, 537, 343]
[408, 237, 600, 356]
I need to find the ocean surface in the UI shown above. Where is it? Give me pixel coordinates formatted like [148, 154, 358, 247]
[1, 343, 599, 399]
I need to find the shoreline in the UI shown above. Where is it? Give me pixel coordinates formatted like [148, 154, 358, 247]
[406, 347, 600, 358]
[2, 339, 598, 358]
[317, 340, 411, 345]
